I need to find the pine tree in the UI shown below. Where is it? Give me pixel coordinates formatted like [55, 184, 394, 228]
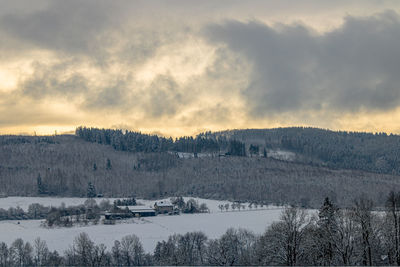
[318, 197, 339, 265]
[106, 158, 112, 170]
[87, 182, 96, 198]
[37, 174, 46, 195]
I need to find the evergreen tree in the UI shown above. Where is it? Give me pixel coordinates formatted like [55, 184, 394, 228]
[249, 144, 259, 156]
[37, 174, 46, 195]
[106, 158, 112, 170]
[318, 197, 339, 265]
[87, 182, 97, 198]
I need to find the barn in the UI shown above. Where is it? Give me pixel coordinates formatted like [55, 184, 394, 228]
[154, 201, 174, 214]
[105, 206, 156, 219]
[120, 206, 156, 217]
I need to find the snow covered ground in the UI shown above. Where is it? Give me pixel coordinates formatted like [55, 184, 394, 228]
[0, 197, 286, 253]
[0, 196, 118, 210]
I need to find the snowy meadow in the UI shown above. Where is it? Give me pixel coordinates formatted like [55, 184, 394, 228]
[0, 197, 285, 253]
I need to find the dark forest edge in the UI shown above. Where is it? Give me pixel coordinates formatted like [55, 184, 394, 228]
[1, 127, 400, 207]
[75, 126, 247, 156]
[2, 194, 400, 266]
[74, 126, 400, 175]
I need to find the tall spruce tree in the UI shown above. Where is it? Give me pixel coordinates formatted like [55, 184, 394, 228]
[106, 158, 112, 170]
[386, 191, 400, 265]
[37, 173, 46, 195]
[318, 197, 339, 265]
[87, 182, 96, 198]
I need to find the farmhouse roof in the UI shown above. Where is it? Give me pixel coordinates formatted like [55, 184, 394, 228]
[117, 205, 155, 212]
[155, 201, 173, 207]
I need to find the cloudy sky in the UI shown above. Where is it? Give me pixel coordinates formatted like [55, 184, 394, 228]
[1, 0, 400, 136]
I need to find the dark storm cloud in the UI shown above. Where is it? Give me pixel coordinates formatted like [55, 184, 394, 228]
[0, 0, 114, 54]
[20, 61, 89, 99]
[204, 10, 400, 116]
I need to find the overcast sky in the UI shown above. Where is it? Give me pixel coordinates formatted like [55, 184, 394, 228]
[1, 0, 400, 136]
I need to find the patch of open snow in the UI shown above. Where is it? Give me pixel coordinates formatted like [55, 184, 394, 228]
[0, 208, 284, 253]
[267, 149, 296, 161]
[0, 197, 118, 211]
[0, 197, 289, 253]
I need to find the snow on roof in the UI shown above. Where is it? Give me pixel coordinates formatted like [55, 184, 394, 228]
[129, 209, 155, 213]
[154, 201, 173, 207]
[117, 205, 155, 212]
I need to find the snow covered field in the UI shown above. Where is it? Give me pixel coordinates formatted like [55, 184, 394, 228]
[0, 197, 286, 253]
[0, 196, 118, 211]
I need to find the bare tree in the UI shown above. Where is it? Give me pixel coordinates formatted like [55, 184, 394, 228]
[0, 242, 9, 267]
[334, 209, 358, 265]
[10, 238, 33, 267]
[385, 191, 400, 265]
[352, 197, 374, 266]
[33, 238, 49, 267]
[112, 240, 122, 267]
[260, 207, 309, 266]
[120, 234, 144, 266]
[73, 232, 94, 266]
[206, 228, 256, 266]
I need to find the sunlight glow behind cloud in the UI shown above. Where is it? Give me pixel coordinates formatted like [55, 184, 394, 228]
[0, 0, 400, 136]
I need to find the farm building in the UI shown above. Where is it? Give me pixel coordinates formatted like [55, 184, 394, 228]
[118, 206, 156, 217]
[105, 206, 156, 219]
[154, 201, 174, 214]
[104, 212, 131, 220]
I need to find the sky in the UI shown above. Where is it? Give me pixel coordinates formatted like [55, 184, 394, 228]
[1, 0, 400, 137]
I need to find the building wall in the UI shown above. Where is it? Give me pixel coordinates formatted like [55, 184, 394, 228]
[156, 205, 173, 214]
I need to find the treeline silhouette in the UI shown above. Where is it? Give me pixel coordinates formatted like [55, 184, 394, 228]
[1, 134, 399, 207]
[214, 127, 400, 175]
[76, 126, 400, 175]
[76, 126, 246, 156]
[2, 194, 400, 266]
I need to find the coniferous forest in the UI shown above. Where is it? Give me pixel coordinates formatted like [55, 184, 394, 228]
[1, 127, 400, 207]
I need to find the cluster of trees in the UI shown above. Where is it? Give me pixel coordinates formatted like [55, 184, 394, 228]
[3, 193, 400, 266]
[217, 202, 265, 212]
[0, 238, 63, 267]
[170, 197, 209, 213]
[76, 126, 400, 175]
[0, 136, 57, 145]
[75, 127, 246, 156]
[45, 199, 111, 227]
[2, 134, 400, 207]
[0, 204, 49, 221]
[216, 127, 400, 175]
[113, 197, 137, 206]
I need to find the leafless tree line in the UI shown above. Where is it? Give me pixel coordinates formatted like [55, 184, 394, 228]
[2, 194, 400, 266]
[1, 135, 400, 207]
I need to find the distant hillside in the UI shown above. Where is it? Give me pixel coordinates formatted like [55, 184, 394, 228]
[75, 126, 400, 175]
[0, 133, 399, 207]
[212, 127, 400, 175]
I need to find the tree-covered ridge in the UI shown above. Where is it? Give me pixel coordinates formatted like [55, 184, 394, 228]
[2, 134, 399, 207]
[75, 126, 246, 156]
[214, 127, 400, 175]
[77, 126, 400, 174]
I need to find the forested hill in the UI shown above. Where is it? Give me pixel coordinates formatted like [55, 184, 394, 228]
[75, 126, 246, 156]
[213, 127, 400, 175]
[1, 127, 400, 207]
[76, 126, 400, 175]
[0, 134, 399, 207]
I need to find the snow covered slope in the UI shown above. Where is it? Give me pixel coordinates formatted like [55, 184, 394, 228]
[0, 197, 287, 253]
